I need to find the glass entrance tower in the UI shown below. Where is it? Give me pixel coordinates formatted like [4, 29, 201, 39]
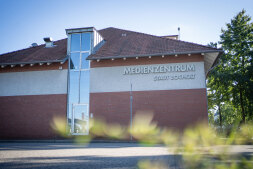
[66, 27, 103, 135]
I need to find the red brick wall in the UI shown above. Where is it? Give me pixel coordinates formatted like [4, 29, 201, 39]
[0, 94, 67, 139]
[90, 54, 208, 131]
[90, 89, 208, 131]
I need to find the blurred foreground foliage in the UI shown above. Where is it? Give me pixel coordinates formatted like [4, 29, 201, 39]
[52, 112, 253, 169]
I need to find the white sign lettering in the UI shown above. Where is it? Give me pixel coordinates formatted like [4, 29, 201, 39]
[123, 64, 195, 75]
[154, 74, 195, 81]
[123, 64, 196, 81]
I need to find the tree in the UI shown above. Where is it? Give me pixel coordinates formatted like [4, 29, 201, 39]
[220, 9, 253, 123]
[208, 9, 253, 127]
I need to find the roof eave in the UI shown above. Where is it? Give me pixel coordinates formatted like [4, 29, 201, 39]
[87, 49, 223, 60]
[206, 50, 224, 77]
[0, 56, 68, 67]
[210, 50, 224, 68]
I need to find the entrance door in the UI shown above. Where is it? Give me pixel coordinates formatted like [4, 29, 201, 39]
[72, 104, 89, 135]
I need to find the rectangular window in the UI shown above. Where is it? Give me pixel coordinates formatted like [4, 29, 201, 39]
[81, 53, 90, 70]
[71, 34, 81, 52]
[68, 71, 80, 125]
[73, 104, 89, 134]
[81, 33, 91, 51]
[80, 71, 90, 103]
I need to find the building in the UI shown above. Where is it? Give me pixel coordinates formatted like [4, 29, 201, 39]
[0, 27, 222, 139]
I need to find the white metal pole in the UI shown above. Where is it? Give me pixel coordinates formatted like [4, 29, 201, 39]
[130, 83, 133, 141]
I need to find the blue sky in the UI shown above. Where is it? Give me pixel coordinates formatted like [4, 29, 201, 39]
[0, 0, 253, 54]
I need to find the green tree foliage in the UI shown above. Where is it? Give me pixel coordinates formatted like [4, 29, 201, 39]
[208, 9, 253, 127]
[207, 42, 234, 129]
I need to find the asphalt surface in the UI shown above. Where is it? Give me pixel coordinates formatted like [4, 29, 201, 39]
[0, 143, 252, 169]
[0, 142, 173, 169]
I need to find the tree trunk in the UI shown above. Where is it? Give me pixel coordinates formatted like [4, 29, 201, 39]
[240, 56, 246, 124]
[217, 80, 222, 128]
[239, 88, 246, 123]
[218, 106, 222, 128]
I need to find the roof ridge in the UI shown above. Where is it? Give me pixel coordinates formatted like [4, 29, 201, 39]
[100, 27, 169, 39]
[99, 27, 218, 50]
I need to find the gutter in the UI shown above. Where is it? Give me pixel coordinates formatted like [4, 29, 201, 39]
[0, 56, 68, 67]
[86, 49, 223, 60]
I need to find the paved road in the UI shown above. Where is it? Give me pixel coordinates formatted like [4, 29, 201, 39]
[0, 143, 252, 169]
[0, 142, 173, 169]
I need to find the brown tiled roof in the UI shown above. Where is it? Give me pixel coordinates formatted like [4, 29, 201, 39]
[88, 27, 221, 60]
[0, 27, 221, 65]
[0, 39, 67, 65]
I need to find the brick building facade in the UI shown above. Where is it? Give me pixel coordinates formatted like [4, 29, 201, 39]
[0, 27, 222, 139]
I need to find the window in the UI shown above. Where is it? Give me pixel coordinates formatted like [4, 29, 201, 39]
[71, 34, 81, 52]
[81, 33, 91, 51]
[68, 32, 91, 135]
[80, 71, 90, 103]
[71, 33, 91, 52]
[81, 53, 90, 70]
[70, 53, 80, 70]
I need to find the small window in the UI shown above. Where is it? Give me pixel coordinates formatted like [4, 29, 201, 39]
[81, 33, 91, 51]
[81, 53, 90, 69]
[71, 34, 81, 52]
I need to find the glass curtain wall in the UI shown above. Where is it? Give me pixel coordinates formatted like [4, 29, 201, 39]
[68, 33, 91, 135]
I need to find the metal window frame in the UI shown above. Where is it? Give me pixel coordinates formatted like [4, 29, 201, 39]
[67, 31, 92, 136]
[70, 33, 92, 53]
[71, 103, 89, 135]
